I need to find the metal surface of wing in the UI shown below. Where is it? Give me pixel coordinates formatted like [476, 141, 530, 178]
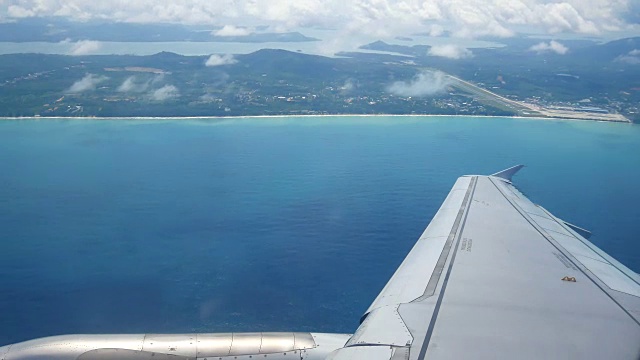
[328, 167, 640, 360]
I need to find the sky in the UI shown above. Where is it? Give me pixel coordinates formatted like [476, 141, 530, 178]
[1, 0, 639, 57]
[2, 0, 638, 39]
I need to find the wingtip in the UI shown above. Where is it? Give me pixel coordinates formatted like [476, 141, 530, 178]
[491, 165, 525, 181]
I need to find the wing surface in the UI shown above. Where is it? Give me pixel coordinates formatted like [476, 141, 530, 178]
[328, 167, 640, 360]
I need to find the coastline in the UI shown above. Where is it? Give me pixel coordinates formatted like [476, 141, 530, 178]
[0, 113, 634, 124]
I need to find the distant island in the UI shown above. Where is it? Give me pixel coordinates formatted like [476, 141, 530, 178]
[1, 36, 638, 123]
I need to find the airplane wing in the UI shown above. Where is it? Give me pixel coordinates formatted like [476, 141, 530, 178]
[327, 166, 640, 360]
[2, 167, 639, 360]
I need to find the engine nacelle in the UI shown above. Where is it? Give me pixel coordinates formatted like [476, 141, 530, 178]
[0, 332, 352, 360]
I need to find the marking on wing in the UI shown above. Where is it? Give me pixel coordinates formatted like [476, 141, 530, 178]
[552, 251, 578, 270]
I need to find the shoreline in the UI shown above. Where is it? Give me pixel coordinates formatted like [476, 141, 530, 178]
[0, 114, 634, 124]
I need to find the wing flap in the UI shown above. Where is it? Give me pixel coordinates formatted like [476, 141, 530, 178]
[577, 256, 640, 297]
[347, 306, 412, 347]
[493, 179, 640, 301]
[326, 346, 393, 360]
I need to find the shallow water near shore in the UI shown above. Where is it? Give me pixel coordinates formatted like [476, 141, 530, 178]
[1, 115, 639, 345]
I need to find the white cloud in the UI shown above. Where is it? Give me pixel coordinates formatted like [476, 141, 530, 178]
[617, 56, 640, 64]
[67, 74, 107, 93]
[537, 3, 599, 34]
[213, 25, 252, 36]
[7, 5, 34, 17]
[424, 24, 445, 37]
[428, 44, 473, 59]
[150, 85, 179, 101]
[265, 24, 290, 33]
[529, 40, 569, 54]
[117, 76, 154, 93]
[199, 93, 220, 102]
[340, 79, 356, 94]
[615, 49, 640, 64]
[67, 40, 102, 55]
[0, 0, 637, 43]
[117, 76, 137, 92]
[205, 54, 237, 66]
[387, 70, 451, 97]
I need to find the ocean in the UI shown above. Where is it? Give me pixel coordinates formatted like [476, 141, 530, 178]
[0, 37, 503, 56]
[1, 116, 639, 346]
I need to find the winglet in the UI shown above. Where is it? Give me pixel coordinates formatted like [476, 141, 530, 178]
[491, 165, 524, 181]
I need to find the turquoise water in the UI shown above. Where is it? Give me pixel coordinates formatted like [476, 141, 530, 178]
[1, 116, 639, 345]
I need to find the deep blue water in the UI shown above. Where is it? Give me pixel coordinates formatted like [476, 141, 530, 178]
[1, 116, 639, 346]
